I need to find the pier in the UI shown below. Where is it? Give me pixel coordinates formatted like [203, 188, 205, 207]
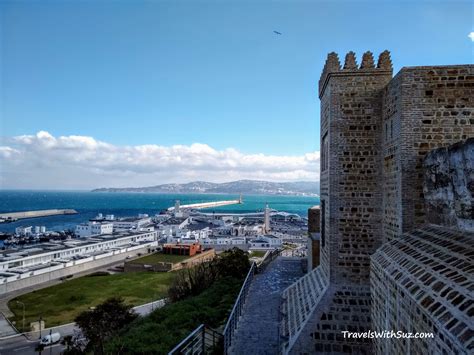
[0, 209, 78, 223]
[167, 196, 242, 212]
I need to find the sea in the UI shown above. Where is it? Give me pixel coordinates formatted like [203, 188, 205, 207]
[0, 190, 320, 234]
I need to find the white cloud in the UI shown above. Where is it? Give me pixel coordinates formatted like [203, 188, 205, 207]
[0, 146, 20, 159]
[0, 131, 320, 189]
[469, 32, 474, 41]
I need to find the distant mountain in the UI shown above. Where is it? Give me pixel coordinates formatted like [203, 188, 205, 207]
[91, 180, 319, 197]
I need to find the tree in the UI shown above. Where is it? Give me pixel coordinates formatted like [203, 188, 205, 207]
[74, 297, 138, 355]
[168, 248, 250, 302]
[215, 248, 250, 279]
[61, 334, 87, 355]
[168, 261, 219, 301]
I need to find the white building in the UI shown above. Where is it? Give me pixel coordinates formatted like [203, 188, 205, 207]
[271, 212, 302, 222]
[75, 222, 114, 238]
[201, 235, 248, 247]
[0, 230, 158, 272]
[33, 226, 46, 234]
[15, 226, 32, 236]
[249, 235, 282, 250]
[160, 217, 189, 236]
[112, 217, 152, 230]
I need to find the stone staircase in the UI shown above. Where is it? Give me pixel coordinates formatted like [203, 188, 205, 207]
[229, 257, 304, 355]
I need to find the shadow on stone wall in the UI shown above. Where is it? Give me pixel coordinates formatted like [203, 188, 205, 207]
[423, 137, 474, 231]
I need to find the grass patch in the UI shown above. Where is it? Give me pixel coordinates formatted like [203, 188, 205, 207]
[8, 272, 175, 331]
[129, 253, 189, 265]
[250, 250, 266, 258]
[105, 276, 242, 354]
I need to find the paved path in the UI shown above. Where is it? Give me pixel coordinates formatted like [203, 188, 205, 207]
[230, 257, 304, 355]
[0, 299, 167, 355]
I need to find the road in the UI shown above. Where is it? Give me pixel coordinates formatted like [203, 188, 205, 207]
[0, 299, 166, 355]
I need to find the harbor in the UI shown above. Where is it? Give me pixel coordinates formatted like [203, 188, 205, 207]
[0, 192, 319, 234]
[0, 209, 78, 223]
[0, 200, 309, 296]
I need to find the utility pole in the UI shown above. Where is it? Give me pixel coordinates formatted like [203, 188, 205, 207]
[38, 315, 42, 339]
[49, 329, 52, 355]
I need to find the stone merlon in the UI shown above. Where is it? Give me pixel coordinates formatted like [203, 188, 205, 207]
[318, 50, 393, 97]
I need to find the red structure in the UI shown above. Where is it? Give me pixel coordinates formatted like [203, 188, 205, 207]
[163, 243, 201, 256]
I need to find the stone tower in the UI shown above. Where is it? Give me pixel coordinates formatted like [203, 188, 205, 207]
[319, 50, 392, 284]
[281, 52, 473, 355]
[264, 203, 271, 233]
[282, 51, 394, 354]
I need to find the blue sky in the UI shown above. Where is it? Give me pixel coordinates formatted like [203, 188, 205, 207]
[0, 0, 472, 188]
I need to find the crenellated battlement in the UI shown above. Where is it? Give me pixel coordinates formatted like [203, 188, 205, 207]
[318, 52, 341, 96]
[318, 50, 393, 97]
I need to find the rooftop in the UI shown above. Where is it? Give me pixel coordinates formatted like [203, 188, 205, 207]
[0, 230, 155, 262]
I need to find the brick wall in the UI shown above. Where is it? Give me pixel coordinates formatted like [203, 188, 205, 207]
[307, 206, 321, 270]
[401, 66, 473, 231]
[381, 72, 403, 243]
[308, 206, 321, 233]
[319, 51, 392, 284]
[423, 138, 474, 231]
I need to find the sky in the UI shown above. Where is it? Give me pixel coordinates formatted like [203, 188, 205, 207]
[0, 0, 473, 189]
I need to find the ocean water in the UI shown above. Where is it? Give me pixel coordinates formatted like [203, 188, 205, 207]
[0, 190, 320, 233]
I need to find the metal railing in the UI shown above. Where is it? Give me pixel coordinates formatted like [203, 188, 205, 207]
[222, 261, 256, 353]
[256, 248, 281, 273]
[170, 249, 282, 355]
[223, 248, 282, 353]
[168, 324, 223, 355]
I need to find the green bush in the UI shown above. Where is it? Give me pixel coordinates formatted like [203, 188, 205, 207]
[168, 248, 249, 302]
[73, 297, 138, 355]
[105, 277, 241, 354]
[97, 249, 250, 354]
[215, 248, 250, 279]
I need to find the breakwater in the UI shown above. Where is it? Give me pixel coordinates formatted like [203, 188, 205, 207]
[167, 199, 242, 211]
[0, 209, 78, 223]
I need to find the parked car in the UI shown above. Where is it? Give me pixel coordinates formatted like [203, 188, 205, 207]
[40, 332, 61, 345]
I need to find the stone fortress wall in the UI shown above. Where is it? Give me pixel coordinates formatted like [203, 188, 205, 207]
[371, 138, 474, 355]
[281, 51, 473, 354]
[423, 138, 474, 231]
[382, 65, 474, 243]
